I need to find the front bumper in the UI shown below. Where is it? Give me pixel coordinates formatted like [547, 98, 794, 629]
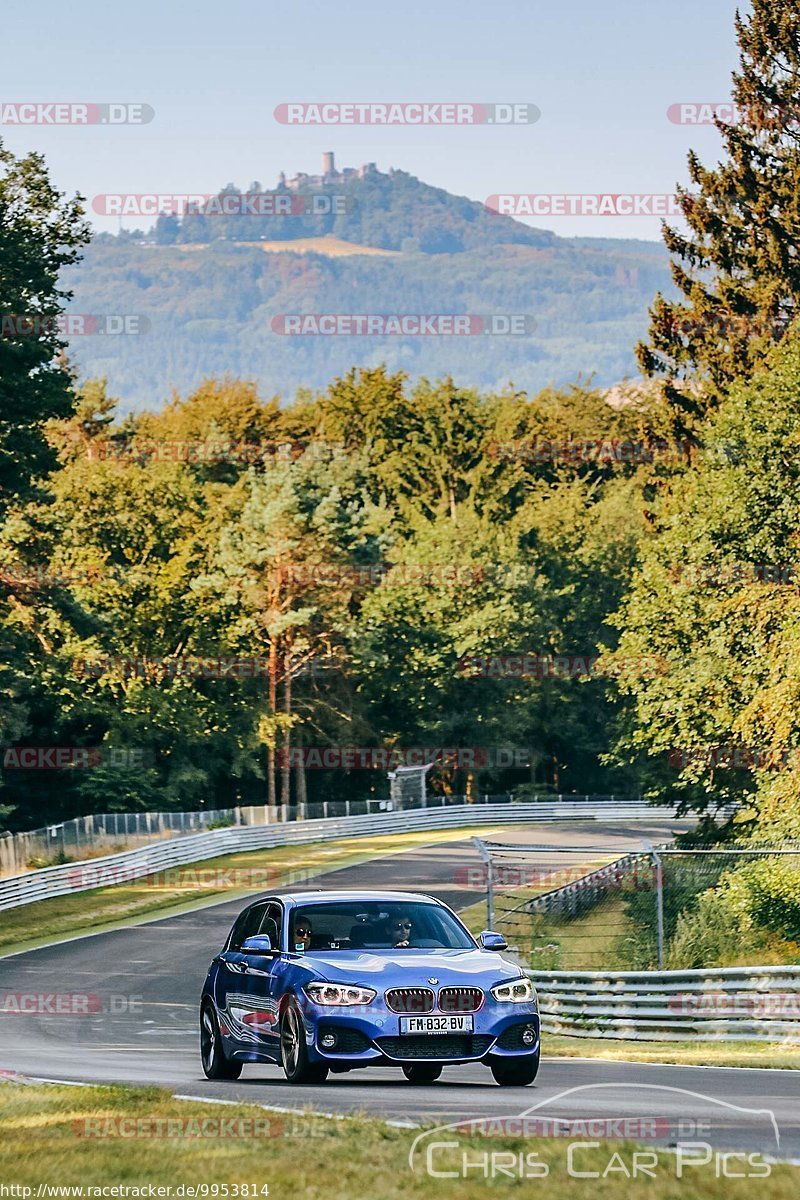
[305, 1001, 540, 1066]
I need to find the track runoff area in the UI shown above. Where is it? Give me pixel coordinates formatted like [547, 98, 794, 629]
[1, 816, 799, 1162]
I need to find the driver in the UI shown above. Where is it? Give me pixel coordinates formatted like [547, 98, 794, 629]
[388, 915, 413, 948]
[293, 916, 313, 952]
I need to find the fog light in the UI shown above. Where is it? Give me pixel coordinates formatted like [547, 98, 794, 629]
[320, 1031, 337, 1049]
[522, 1027, 536, 1046]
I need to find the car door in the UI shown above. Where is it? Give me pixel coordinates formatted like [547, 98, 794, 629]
[237, 901, 286, 1054]
[216, 901, 270, 1052]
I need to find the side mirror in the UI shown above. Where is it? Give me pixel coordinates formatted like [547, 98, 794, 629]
[479, 930, 508, 951]
[242, 934, 274, 954]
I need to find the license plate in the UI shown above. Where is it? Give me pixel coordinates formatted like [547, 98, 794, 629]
[398, 1014, 474, 1035]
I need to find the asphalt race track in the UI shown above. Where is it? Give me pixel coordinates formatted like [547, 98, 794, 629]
[1, 819, 799, 1159]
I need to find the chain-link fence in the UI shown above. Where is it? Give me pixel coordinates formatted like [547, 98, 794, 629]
[0, 808, 240, 875]
[473, 839, 800, 971]
[0, 792, 524, 876]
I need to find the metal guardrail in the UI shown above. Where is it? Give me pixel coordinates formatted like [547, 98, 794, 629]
[525, 851, 645, 917]
[528, 965, 800, 1042]
[0, 800, 671, 912]
[0, 792, 637, 876]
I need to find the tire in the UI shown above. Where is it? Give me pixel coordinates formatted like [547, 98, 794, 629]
[402, 1063, 443, 1084]
[200, 1002, 242, 1080]
[280, 999, 329, 1084]
[489, 1048, 540, 1086]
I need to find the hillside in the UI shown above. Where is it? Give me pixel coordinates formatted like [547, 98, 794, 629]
[146, 162, 557, 254]
[63, 162, 674, 408]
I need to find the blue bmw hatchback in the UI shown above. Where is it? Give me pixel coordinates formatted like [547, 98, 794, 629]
[200, 889, 540, 1085]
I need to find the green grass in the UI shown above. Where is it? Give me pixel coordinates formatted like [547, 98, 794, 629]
[545, 1035, 800, 1069]
[1, 1081, 797, 1198]
[0, 823, 512, 958]
[460, 888, 634, 970]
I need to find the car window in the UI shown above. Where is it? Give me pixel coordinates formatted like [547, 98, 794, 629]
[257, 901, 283, 949]
[229, 903, 268, 950]
[287, 901, 474, 951]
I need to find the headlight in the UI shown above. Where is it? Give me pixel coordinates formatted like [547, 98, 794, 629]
[491, 977, 537, 1004]
[304, 982, 376, 1006]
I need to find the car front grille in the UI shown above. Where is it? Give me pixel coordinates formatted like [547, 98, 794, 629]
[377, 1035, 493, 1060]
[438, 986, 484, 1013]
[385, 987, 435, 1014]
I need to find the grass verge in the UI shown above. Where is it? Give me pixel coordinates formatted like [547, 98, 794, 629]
[0, 1081, 796, 1198]
[0, 824, 511, 958]
[459, 893, 631, 970]
[545, 1034, 800, 1069]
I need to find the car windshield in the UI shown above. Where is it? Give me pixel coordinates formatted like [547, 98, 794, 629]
[289, 900, 475, 952]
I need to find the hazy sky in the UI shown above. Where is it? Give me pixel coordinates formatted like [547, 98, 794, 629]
[1, 0, 742, 240]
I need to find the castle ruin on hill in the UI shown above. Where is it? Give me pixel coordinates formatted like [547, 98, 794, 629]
[278, 152, 381, 190]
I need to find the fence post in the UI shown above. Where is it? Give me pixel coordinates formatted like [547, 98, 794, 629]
[473, 837, 494, 930]
[652, 848, 665, 969]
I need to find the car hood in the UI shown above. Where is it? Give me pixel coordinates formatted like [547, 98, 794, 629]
[301, 947, 523, 987]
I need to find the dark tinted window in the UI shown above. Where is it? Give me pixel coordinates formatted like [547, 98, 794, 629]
[259, 902, 283, 948]
[229, 903, 268, 949]
[289, 900, 474, 952]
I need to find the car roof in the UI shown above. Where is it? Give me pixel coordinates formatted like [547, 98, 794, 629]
[273, 889, 443, 905]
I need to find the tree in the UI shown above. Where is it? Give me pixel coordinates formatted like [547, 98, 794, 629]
[195, 445, 390, 808]
[0, 141, 89, 511]
[611, 329, 800, 837]
[638, 1, 800, 420]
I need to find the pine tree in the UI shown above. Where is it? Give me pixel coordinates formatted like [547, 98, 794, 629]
[638, 1, 800, 420]
[0, 141, 89, 512]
